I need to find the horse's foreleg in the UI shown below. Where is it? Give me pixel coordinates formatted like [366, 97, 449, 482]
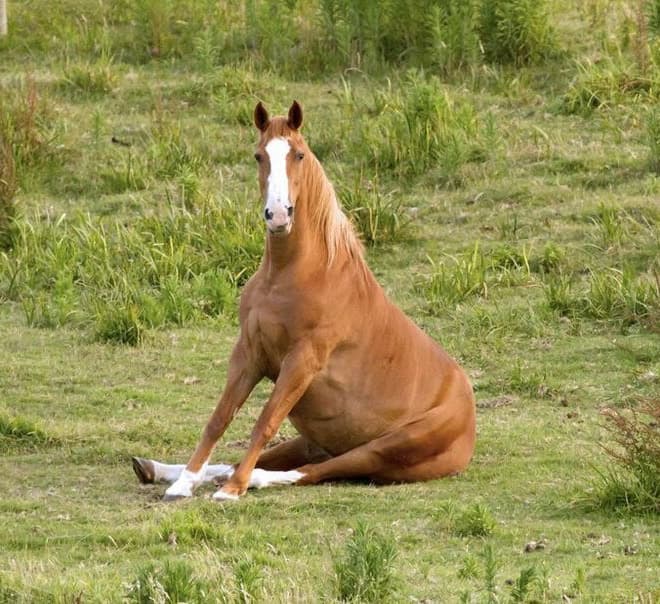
[132, 457, 233, 484]
[212, 345, 321, 500]
[163, 343, 261, 500]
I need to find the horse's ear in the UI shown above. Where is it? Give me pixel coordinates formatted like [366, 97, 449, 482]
[287, 100, 303, 131]
[254, 102, 270, 132]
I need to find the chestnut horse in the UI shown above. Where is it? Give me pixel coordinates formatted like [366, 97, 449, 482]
[132, 101, 476, 501]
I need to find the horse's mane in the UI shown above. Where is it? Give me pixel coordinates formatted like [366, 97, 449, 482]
[304, 155, 365, 268]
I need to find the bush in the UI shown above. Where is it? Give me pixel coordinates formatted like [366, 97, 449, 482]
[595, 400, 660, 513]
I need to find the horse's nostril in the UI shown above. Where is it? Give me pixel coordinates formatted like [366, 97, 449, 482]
[287, 206, 294, 217]
[264, 208, 274, 220]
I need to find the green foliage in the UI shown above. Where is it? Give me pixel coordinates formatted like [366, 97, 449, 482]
[60, 54, 119, 98]
[427, 1, 482, 74]
[361, 72, 494, 182]
[333, 523, 398, 603]
[590, 203, 627, 249]
[339, 176, 410, 245]
[423, 243, 489, 311]
[0, 415, 53, 450]
[234, 556, 263, 604]
[2, 201, 261, 344]
[562, 57, 660, 114]
[594, 401, 660, 514]
[647, 106, 660, 172]
[478, 0, 557, 65]
[0, 77, 60, 196]
[0, 136, 17, 250]
[126, 560, 211, 604]
[453, 504, 497, 537]
[459, 545, 545, 604]
[543, 267, 659, 326]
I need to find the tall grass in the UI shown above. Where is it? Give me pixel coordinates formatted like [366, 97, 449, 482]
[478, 0, 557, 66]
[0, 136, 17, 250]
[1, 199, 263, 344]
[339, 175, 410, 245]
[543, 266, 659, 327]
[4, 0, 559, 75]
[360, 72, 495, 183]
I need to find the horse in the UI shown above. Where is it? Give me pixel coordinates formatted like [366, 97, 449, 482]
[132, 101, 476, 501]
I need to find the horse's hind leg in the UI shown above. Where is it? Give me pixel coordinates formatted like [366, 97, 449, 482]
[296, 404, 475, 485]
[255, 436, 331, 470]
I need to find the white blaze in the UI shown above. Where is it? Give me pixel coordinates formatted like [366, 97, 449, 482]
[265, 137, 291, 228]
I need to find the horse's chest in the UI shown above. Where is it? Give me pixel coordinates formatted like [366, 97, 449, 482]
[245, 304, 292, 377]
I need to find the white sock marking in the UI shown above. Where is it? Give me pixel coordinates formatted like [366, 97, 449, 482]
[164, 463, 208, 498]
[247, 469, 304, 489]
[151, 460, 233, 484]
[152, 457, 305, 499]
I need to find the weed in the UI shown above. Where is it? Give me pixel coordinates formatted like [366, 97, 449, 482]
[0, 136, 17, 250]
[543, 266, 659, 326]
[0, 77, 59, 176]
[2, 199, 261, 344]
[361, 72, 493, 183]
[0, 415, 53, 450]
[478, 0, 557, 66]
[562, 57, 659, 114]
[60, 54, 118, 97]
[509, 565, 539, 603]
[126, 560, 210, 604]
[508, 361, 551, 399]
[234, 557, 263, 604]
[423, 243, 488, 312]
[590, 203, 626, 249]
[459, 545, 545, 603]
[427, 1, 482, 75]
[531, 242, 565, 274]
[334, 522, 398, 603]
[453, 504, 496, 538]
[593, 401, 659, 513]
[647, 106, 660, 172]
[339, 176, 410, 245]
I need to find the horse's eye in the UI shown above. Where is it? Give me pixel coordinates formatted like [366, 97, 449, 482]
[254, 153, 263, 163]
[295, 151, 305, 161]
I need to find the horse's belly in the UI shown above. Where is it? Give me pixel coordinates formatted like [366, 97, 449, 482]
[287, 377, 407, 455]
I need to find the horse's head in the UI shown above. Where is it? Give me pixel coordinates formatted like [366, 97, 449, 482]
[253, 101, 308, 236]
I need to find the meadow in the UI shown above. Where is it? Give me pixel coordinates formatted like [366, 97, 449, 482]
[0, 0, 658, 601]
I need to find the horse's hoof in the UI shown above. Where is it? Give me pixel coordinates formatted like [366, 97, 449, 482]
[132, 457, 155, 484]
[212, 489, 240, 502]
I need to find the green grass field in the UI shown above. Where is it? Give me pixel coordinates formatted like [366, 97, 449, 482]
[1, 0, 658, 602]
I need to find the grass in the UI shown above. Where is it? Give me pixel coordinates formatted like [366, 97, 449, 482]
[333, 522, 398, 603]
[0, 0, 658, 602]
